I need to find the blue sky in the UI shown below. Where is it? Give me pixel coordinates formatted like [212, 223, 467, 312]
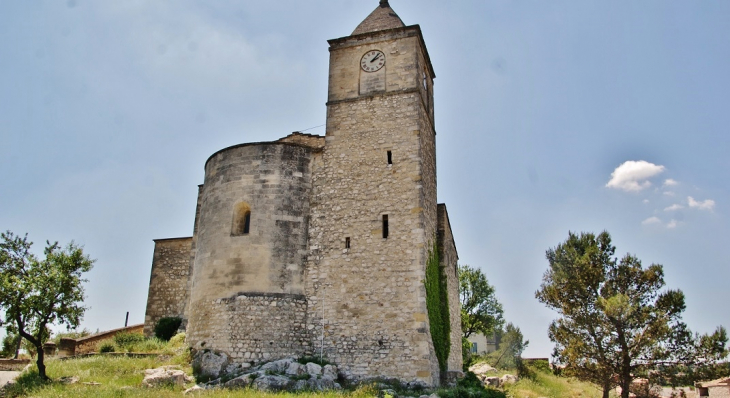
[1, 1, 728, 358]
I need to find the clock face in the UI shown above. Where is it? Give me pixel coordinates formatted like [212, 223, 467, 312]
[361, 50, 385, 72]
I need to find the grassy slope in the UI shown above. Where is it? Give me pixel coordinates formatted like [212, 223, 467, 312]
[504, 367, 617, 398]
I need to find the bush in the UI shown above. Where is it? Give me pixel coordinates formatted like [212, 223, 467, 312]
[297, 355, 331, 367]
[154, 317, 183, 341]
[98, 342, 115, 353]
[438, 372, 507, 398]
[113, 332, 145, 348]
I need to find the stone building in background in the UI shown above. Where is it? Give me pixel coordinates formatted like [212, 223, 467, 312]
[144, 1, 461, 386]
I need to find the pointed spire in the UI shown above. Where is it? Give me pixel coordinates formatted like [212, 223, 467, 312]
[352, 1, 405, 35]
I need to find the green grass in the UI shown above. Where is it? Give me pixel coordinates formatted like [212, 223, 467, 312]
[503, 366, 617, 398]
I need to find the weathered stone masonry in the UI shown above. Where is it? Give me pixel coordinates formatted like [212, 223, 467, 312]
[144, 238, 192, 336]
[144, 1, 462, 386]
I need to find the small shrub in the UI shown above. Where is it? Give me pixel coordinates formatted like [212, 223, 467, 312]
[154, 317, 183, 341]
[98, 342, 115, 353]
[168, 332, 186, 347]
[439, 386, 507, 398]
[113, 331, 145, 348]
[297, 355, 331, 367]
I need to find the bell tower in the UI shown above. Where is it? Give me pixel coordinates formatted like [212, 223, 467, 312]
[305, 0, 454, 386]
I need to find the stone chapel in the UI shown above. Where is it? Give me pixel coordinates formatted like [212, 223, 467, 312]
[144, 0, 462, 386]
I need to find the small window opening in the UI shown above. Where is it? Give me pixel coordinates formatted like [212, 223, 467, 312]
[382, 215, 389, 239]
[471, 342, 478, 354]
[345, 237, 351, 249]
[232, 202, 251, 236]
[387, 151, 392, 165]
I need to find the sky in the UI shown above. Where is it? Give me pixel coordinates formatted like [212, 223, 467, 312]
[1, 1, 728, 358]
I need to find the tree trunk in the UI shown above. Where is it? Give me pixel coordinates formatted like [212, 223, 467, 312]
[13, 336, 21, 359]
[35, 344, 47, 380]
[602, 381, 612, 398]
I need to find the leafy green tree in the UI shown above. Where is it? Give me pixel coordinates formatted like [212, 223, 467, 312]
[536, 231, 727, 398]
[0, 231, 94, 380]
[490, 323, 529, 370]
[1, 328, 21, 358]
[459, 264, 504, 339]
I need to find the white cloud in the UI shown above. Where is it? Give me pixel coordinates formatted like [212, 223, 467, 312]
[643, 199, 650, 204]
[666, 219, 679, 229]
[606, 160, 665, 192]
[663, 191, 675, 197]
[664, 204, 684, 212]
[688, 196, 715, 211]
[664, 179, 679, 187]
[642, 217, 661, 225]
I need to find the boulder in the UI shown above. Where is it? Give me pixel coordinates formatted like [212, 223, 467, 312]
[305, 377, 340, 391]
[469, 362, 496, 376]
[305, 362, 323, 376]
[286, 362, 306, 376]
[223, 373, 256, 388]
[142, 366, 191, 388]
[192, 350, 229, 379]
[484, 376, 500, 387]
[499, 374, 518, 385]
[260, 358, 294, 374]
[252, 375, 293, 391]
[322, 364, 338, 380]
[225, 362, 251, 376]
[183, 385, 205, 395]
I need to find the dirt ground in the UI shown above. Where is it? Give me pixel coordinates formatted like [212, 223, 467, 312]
[0, 371, 20, 388]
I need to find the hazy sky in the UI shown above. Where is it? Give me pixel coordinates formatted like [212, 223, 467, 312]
[1, 1, 728, 358]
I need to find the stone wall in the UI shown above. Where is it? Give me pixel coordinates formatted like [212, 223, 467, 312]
[143, 237, 192, 337]
[59, 324, 144, 356]
[187, 142, 318, 357]
[438, 204, 463, 373]
[192, 292, 309, 363]
[0, 359, 30, 371]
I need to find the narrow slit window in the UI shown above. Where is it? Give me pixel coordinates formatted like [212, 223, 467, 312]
[345, 237, 351, 249]
[382, 215, 389, 239]
[387, 151, 393, 165]
[242, 211, 251, 234]
[232, 202, 252, 236]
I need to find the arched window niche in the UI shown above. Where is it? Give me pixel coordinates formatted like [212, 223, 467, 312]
[231, 202, 251, 236]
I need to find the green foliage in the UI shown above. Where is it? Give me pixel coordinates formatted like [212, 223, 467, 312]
[459, 264, 504, 339]
[297, 355, 332, 367]
[439, 372, 507, 398]
[113, 331, 145, 348]
[1, 329, 21, 358]
[98, 341, 115, 353]
[154, 316, 183, 341]
[425, 239, 450, 374]
[535, 231, 728, 398]
[0, 231, 94, 380]
[487, 323, 528, 372]
[462, 337, 475, 370]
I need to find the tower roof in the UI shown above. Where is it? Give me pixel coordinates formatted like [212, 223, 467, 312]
[352, 0, 405, 36]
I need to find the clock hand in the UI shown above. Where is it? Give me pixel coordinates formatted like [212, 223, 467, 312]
[370, 53, 382, 63]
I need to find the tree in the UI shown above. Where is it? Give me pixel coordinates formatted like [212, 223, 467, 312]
[0, 231, 94, 380]
[459, 264, 504, 339]
[1, 328, 21, 359]
[535, 231, 727, 398]
[490, 323, 529, 370]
